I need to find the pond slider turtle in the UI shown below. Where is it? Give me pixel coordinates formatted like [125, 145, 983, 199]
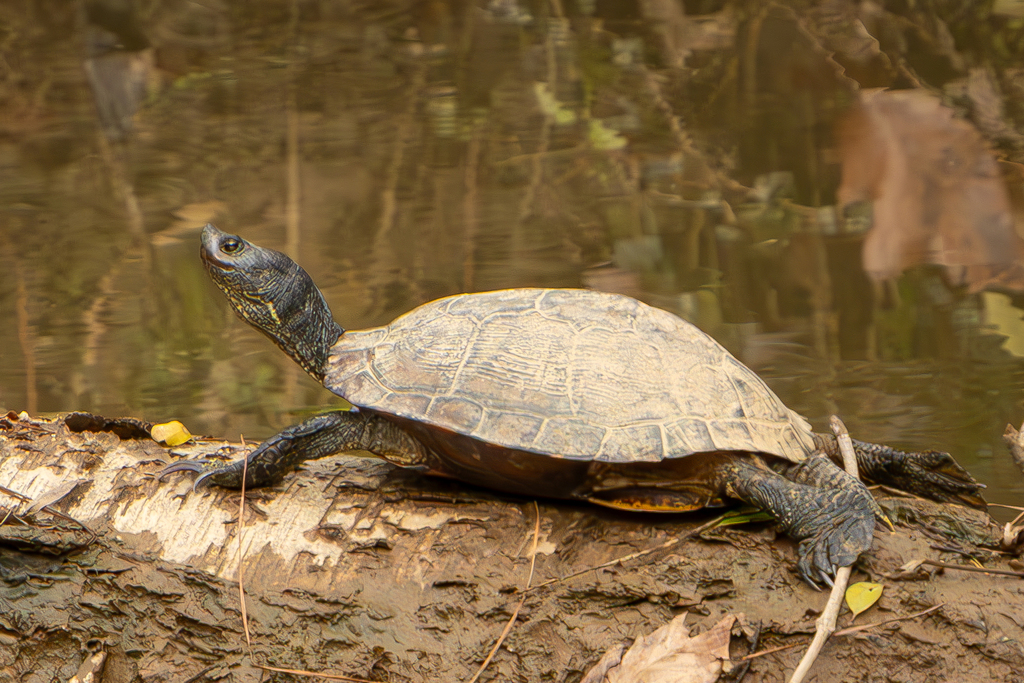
[164, 225, 986, 586]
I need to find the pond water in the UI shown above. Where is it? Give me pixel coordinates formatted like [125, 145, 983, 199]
[1, 1, 1022, 512]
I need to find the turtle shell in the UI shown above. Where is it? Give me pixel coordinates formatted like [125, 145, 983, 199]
[325, 289, 815, 464]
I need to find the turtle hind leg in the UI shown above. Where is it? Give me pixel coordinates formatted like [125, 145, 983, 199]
[815, 435, 987, 509]
[159, 410, 432, 489]
[716, 453, 876, 588]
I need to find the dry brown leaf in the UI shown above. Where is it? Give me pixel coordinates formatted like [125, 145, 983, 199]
[582, 614, 734, 683]
[580, 644, 628, 683]
[838, 89, 1024, 292]
[899, 559, 926, 572]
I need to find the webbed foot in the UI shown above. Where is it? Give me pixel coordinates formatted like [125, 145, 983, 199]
[785, 453, 878, 587]
[851, 441, 987, 509]
[790, 488, 875, 589]
[720, 453, 876, 589]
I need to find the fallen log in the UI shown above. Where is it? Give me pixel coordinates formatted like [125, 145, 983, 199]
[1, 413, 1020, 682]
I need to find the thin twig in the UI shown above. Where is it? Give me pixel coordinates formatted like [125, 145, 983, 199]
[918, 559, 1024, 579]
[524, 513, 726, 594]
[256, 664, 377, 682]
[987, 503, 1024, 512]
[741, 604, 945, 662]
[466, 502, 542, 683]
[832, 604, 943, 637]
[739, 642, 800, 662]
[238, 439, 251, 649]
[987, 503, 1024, 532]
[789, 416, 860, 683]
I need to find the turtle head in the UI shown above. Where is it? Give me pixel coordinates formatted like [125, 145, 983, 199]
[200, 224, 343, 381]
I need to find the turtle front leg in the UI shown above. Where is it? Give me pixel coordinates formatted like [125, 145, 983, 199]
[160, 410, 433, 489]
[813, 434, 987, 509]
[715, 453, 877, 588]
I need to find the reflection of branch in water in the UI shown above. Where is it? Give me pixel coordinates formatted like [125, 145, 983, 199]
[462, 126, 482, 291]
[376, 36, 427, 248]
[514, 10, 563, 266]
[82, 0, 153, 142]
[84, 49, 153, 142]
[285, 0, 302, 261]
[79, 263, 124, 413]
[97, 134, 146, 243]
[90, 134, 152, 411]
[369, 59, 426, 308]
[15, 262, 37, 416]
[283, 0, 303, 411]
[285, 92, 300, 259]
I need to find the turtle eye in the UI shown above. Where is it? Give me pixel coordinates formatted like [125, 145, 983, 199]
[221, 238, 243, 254]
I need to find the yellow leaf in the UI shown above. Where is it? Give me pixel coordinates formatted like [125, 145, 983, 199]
[845, 582, 883, 617]
[151, 421, 193, 447]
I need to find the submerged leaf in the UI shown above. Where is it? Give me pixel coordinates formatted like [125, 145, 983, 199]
[151, 421, 193, 447]
[845, 582, 883, 616]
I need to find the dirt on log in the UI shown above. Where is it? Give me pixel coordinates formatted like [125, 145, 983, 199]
[1, 413, 1022, 683]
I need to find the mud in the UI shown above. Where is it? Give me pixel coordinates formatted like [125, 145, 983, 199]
[1, 414, 1022, 682]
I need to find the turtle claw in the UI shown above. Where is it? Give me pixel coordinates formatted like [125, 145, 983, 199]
[796, 530, 861, 589]
[159, 458, 233, 491]
[158, 458, 214, 480]
[792, 491, 874, 589]
[191, 470, 220, 493]
[904, 450, 987, 509]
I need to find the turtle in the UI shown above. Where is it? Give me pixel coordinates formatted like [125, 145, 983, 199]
[163, 224, 986, 587]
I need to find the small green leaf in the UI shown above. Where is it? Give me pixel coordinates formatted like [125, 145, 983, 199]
[715, 508, 774, 527]
[845, 582, 883, 616]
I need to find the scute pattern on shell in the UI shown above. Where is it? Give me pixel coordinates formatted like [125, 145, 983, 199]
[326, 289, 815, 463]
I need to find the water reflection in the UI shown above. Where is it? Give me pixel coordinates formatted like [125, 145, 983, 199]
[1, 0, 1022, 509]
